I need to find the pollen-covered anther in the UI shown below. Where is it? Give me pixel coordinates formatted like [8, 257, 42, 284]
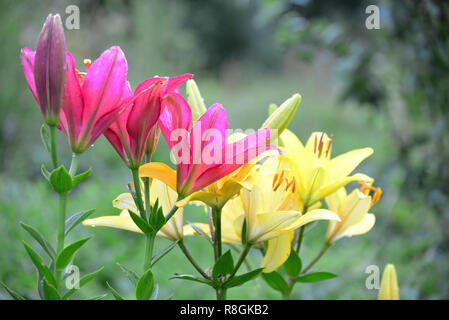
[273, 170, 285, 192]
[325, 134, 334, 157]
[83, 59, 92, 72]
[285, 177, 296, 193]
[358, 181, 382, 205]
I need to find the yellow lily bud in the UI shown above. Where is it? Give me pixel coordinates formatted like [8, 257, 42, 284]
[186, 79, 207, 122]
[378, 264, 400, 300]
[261, 93, 301, 138]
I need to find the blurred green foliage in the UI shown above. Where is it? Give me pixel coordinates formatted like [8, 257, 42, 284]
[0, 0, 448, 299]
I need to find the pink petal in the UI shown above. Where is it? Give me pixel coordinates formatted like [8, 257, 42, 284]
[60, 52, 84, 145]
[81, 46, 128, 136]
[20, 47, 38, 104]
[165, 73, 193, 92]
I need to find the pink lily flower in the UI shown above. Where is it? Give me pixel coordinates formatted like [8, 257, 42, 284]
[21, 45, 132, 153]
[20, 14, 66, 126]
[150, 102, 276, 198]
[104, 74, 192, 169]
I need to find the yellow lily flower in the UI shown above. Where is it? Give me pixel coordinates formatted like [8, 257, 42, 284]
[280, 129, 374, 208]
[188, 156, 340, 273]
[378, 264, 400, 300]
[83, 178, 190, 241]
[325, 182, 381, 243]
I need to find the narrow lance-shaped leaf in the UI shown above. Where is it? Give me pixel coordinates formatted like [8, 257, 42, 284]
[296, 272, 338, 283]
[22, 240, 57, 287]
[107, 282, 125, 300]
[20, 222, 56, 260]
[65, 208, 96, 235]
[116, 263, 140, 286]
[283, 248, 302, 277]
[224, 268, 263, 288]
[55, 237, 91, 271]
[62, 266, 104, 299]
[151, 240, 179, 266]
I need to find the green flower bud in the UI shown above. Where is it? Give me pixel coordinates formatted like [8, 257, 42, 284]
[186, 79, 207, 122]
[261, 93, 301, 136]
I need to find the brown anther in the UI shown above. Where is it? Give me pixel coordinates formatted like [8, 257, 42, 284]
[273, 170, 285, 192]
[325, 134, 334, 157]
[317, 132, 325, 158]
[272, 173, 279, 189]
[286, 177, 296, 193]
[314, 135, 318, 153]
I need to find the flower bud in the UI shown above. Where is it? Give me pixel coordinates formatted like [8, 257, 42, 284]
[261, 93, 301, 136]
[145, 123, 161, 161]
[378, 264, 400, 300]
[34, 14, 67, 126]
[186, 79, 207, 122]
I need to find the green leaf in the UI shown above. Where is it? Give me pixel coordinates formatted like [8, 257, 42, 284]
[72, 168, 92, 187]
[65, 208, 96, 235]
[224, 268, 263, 288]
[41, 164, 51, 182]
[296, 272, 338, 283]
[20, 222, 56, 260]
[128, 210, 153, 234]
[170, 274, 213, 286]
[212, 250, 234, 281]
[117, 263, 139, 286]
[241, 219, 247, 245]
[50, 165, 73, 193]
[135, 268, 154, 300]
[152, 205, 166, 231]
[22, 240, 57, 287]
[151, 240, 178, 266]
[107, 282, 125, 300]
[0, 282, 26, 300]
[62, 266, 104, 299]
[43, 280, 61, 300]
[40, 124, 51, 153]
[55, 237, 91, 271]
[262, 271, 289, 293]
[283, 248, 302, 277]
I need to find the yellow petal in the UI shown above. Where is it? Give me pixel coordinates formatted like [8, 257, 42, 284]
[83, 216, 142, 233]
[113, 193, 138, 213]
[139, 162, 177, 191]
[287, 209, 341, 231]
[328, 147, 373, 180]
[260, 232, 294, 273]
[344, 213, 375, 237]
[253, 211, 301, 242]
[311, 172, 373, 205]
[183, 223, 211, 236]
[378, 264, 400, 300]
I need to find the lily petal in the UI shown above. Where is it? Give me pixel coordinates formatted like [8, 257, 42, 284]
[260, 232, 294, 273]
[139, 162, 177, 191]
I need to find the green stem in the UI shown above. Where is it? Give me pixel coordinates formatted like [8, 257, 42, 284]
[216, 287, 227, 300]
[143, 233, 156, 271]
[49, 125, 59, 169]
[212, 207, 223, 258]
[229, 244, 251, 279]
[57, 193, 67, 253]
[295, 204, 309, 254]
[131, 168, 146, 221]
[178, 240, 211, 280]
[69, 152, 80, 176]
[301, 242, 331, 274]
[165, 201, 180, 222]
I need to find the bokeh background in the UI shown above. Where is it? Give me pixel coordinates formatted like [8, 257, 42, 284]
[1, 0, 448, 299]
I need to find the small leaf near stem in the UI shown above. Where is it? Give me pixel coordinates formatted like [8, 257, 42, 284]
[131, 168, 146, 221]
